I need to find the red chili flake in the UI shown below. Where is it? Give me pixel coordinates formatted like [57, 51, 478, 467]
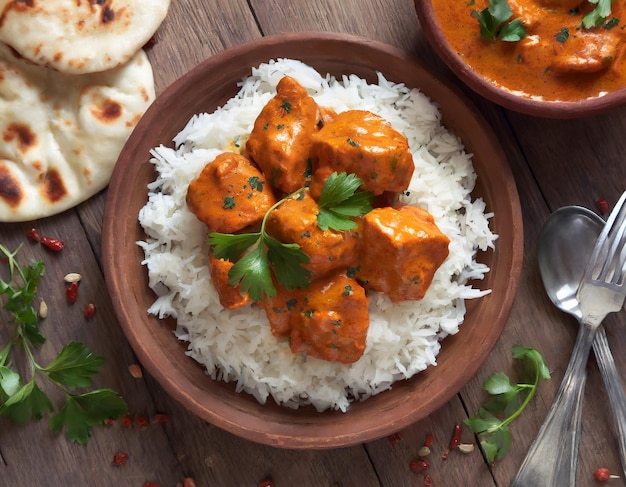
[105, 418, 115, 425]
[121, 414, 132, 428]
[143, 483, 158, 487]
[154, 413, 170, 424]
[424, 474, 433, 486]
[112, 452, 128, 465]
[258, 480, 274, 487]
[83, 303, 96, 319]
[143, 35, 158, 49]
[40, 236, 64, 252]
[409, 459, 431, 473]
[387, 431, 403, 445]
[66, 282, 78, 304]
[449, 423, 462, 450]
[26, 228, 40, 242]
[441, 449, 449, 460]
[424, 432, 434, 448]
[135, 415, 149, 429]
[183, 479, 197, 487]
[593, 468, 611, 482]
[597, 198, 610, 214]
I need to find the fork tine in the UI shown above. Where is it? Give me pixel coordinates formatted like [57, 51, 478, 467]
[588, 191, 626, 285]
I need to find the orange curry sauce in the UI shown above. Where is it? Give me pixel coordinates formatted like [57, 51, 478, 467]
[432, 0, 626, 101]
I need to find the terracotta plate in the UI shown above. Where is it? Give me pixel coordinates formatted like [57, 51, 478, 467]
[103, 32, 523, 449]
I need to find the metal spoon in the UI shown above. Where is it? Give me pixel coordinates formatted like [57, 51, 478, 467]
[513, 206, 626, 485]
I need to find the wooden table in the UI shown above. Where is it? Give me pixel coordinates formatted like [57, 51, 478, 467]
[1, 1, 625, 486]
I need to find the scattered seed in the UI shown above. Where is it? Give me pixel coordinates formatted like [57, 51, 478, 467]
[83, 303, 96, 319]
[258, 480, 274, 487]
[135, 415, 148, 428]
[418, 446, 431, 457]
[38, 299, 48, 319]
[409, 459, 431, 473]
[597, 198, 609, 214]
[66, 282, 79, 304]
[424, 474, 433, 486]
[423, 432, 434, 448]
[449, 423, 463, 450]
[121, 414, 132, 428]
[441, 449, 449, 460]
[154, 413, 170, 424]
[128, 363, 143, 378]
[26, 228, 41, 242]
[388, 431, 403, 445]
[64, 272, 82, 283]
[183, 479, 197, 487]
[112, 451, 128, 465]
[143, 483, 158, 487]
[458, 443, 475, 454]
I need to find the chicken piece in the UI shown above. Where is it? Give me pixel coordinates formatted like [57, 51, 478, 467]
[246, 76, 321, 193]
[208, 254, 252, 310]
[186, 152, 276, 234]
[357, 206, 450, 302]
[289, 273, 369, 364]
[265, 191, 360, 281]
[550, 31, 620, 74]
[258, 284, 302, 337]
[311, 110, 414, 195]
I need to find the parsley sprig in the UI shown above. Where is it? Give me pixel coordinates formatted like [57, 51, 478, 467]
[465, 346, 550, 463]
[0, 244, 127, 444]
[209, 172, 373, 301]
[474, 0, 527, 42]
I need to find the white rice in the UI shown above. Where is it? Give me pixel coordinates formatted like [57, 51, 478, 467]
[137, 59, 498, 412]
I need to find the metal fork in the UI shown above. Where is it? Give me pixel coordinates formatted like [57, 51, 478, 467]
[511, 191, 626, 487]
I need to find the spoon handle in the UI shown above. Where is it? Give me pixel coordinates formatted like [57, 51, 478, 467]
[511, 323, 597, 487]
[593, 325, 626, 479]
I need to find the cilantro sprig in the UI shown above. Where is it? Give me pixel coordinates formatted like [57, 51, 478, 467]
[465, 346, 550, 463]
[209, 171, 373, 301]
[0, 244, 127, 444]
[475, 0, 527, 42]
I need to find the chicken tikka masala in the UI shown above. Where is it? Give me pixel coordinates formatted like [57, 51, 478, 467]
[432, 0, 626, 101]
[186, 75, 450, 364]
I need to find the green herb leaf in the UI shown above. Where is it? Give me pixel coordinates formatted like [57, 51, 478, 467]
[464, 346, 550, 463]
[478, 0, 527, 42]
[582, 0, 613, 28]
[227, 243, 275, 301]
[317, 172, 373, 231]
[42, 342, 105, 389]
[0, 380, 53, 424]
[49, 390, 127, 445]
[265, 234, 310, 291]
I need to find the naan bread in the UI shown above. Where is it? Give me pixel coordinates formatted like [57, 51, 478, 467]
[0, 43, 155, 222]
[0, 0, 170, 74]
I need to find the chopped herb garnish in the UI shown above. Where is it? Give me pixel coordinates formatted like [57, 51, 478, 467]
[248, 176, 264, 191]
[582, 0, 613, 28]
[555, 27, 570, 42]
[477, 0, 527, 42]
[279, 100, 292, 113]
[223, 196, 236, 209]
[316, 172, 373, 231]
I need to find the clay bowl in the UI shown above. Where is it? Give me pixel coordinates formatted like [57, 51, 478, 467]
[102, 32, 523, 449]
[414, 1, 626, 118]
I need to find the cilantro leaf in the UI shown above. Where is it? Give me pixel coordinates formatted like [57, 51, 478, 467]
[210, 232, 261, 262]
[582, 0, 613, 28]
[49, 390, 127, 445]
[265, 235, 310, 291]
[42, 342, 105, 389]
[0, 365, 21, 399]
[464, 346, 550, 463]
[478, 0, 527, 42]
[0, 380, 53, 424]
[317, 172, 373, 231]
[227, 241, 275, 300]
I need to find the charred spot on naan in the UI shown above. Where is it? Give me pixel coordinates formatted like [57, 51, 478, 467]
[3, 122, 37, 154]
[0, 164, 23, 208]
[90, 97, 123, 123]
[41, 168, 67, 204]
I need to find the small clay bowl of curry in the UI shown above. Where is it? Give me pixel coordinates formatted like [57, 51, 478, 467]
[415, 0, 626, 118]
